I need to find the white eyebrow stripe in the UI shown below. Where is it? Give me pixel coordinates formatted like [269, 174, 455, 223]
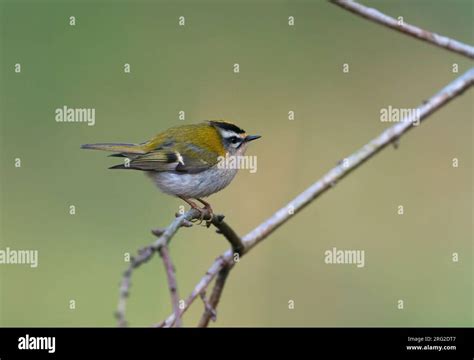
[219, 129, 239, 138]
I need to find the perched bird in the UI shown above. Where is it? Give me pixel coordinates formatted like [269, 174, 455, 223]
[81, 120, 261, 218]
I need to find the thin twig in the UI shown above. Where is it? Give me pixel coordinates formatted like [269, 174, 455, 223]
[160, 68, 474, 327]
[195, 217, 241, 326]
[160, 254, 233, 328]
[199, 292, 217, 321]
[116, 245, 154, 327]
[198, 264, 232, 327]
[158, 245, 182, 327]
[116, 209, 202, 326]
[330, 0, 474, 59]
[152, 209, 202, 250]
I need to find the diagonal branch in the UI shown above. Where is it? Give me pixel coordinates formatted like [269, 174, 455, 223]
[160, 67, 474, 327]
[330, 0, 474, 59]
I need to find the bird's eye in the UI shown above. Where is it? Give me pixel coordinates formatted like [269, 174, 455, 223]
[229, 136, 240, 144]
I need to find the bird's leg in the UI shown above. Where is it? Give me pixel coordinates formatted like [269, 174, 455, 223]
[178, 196, 211, 224]
[195, 198, 214, 227]
[195, 198, 213, 214]
[179, 196, 200, 210]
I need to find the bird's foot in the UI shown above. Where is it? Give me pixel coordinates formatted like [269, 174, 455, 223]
[179, 197, 214, 226]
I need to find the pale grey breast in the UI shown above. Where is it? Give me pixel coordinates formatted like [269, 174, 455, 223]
[147, 165, 238, 199]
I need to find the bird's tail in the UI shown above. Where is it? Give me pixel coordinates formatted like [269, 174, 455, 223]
[80, 143, 146, 154]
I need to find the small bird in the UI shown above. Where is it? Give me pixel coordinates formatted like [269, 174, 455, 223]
[81, 120, 261, 218]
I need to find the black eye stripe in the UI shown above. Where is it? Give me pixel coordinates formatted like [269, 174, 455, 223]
[227, 136, 242, 144]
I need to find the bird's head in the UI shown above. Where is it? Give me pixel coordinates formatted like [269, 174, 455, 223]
[209, 120, 261, 155]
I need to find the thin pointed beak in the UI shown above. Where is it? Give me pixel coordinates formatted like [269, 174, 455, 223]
[245, 135, 261, 142]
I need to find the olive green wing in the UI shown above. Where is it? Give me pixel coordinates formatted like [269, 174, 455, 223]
[109, 142, 222, 173]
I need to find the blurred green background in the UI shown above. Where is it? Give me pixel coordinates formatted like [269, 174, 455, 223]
[0, 0, 472, 327]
